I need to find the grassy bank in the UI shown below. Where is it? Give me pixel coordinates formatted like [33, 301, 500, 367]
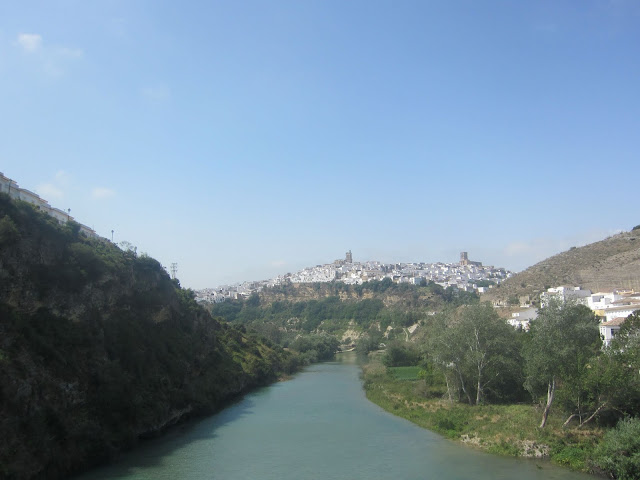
[362, 361, 603, 473]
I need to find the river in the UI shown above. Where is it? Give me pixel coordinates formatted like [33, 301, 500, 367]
[77, 353, 594, 479]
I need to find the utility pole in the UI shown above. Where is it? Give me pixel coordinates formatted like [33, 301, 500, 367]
[170, 263, 178, 280]
[111, 230, 114, 242]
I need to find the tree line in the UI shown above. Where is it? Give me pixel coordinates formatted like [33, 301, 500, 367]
[397, 301, 640, 430]
[380, 301, 640, 478]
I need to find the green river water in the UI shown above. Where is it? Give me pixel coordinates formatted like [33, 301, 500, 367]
[78, 353, 595, 479]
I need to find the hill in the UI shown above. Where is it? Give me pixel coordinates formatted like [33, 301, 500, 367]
[485, 229, 640, 305]
[0, 193, 297, 479]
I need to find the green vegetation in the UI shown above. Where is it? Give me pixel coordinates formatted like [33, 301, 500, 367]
[427, 303, 524, 405]
[594, 417, 640, 479]
[208, 247, 640, 477]
[363, 361, 603, 471]
[361, 302, 640, 476]
[388, 366, 423, 381]
[0, 193, 298, 479]
[523, 300, 601, 428]
[208, 280, 479, 361]
[382, 343, 421, 368]
[288, 334, 340, 363]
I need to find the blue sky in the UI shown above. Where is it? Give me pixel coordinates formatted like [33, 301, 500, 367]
[1, 1, 638, 289]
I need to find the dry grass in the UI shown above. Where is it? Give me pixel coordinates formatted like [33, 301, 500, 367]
[485, 230, 640, 304]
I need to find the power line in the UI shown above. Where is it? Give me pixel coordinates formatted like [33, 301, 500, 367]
[170, 263, 178, 280]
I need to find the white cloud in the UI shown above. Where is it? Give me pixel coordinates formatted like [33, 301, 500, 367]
[35, 170, 71, 200]
[91, 187, 116, 199]
[270, 260, 286, 267]
[16, 33, 42, 53]
[141, 84, 171, 102]
[36, 183, 64, 199]
[14, 33, 82, 76]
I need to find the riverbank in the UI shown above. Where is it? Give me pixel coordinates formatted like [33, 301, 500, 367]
[361, 361, 603, 474]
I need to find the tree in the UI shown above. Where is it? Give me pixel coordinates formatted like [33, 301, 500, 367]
[289, 334, 339, 361]
[523, 299, 601, 428]
[0, 215, 20, 245]
[382, 342, 421, 367]
[118, 240, 137, 258]
[428, 303, 522, 405]
[562, 348, 640, 428]
[246, 292, 260, 307]
[612, 311, 640, 369]
[355, 330, 383, 355]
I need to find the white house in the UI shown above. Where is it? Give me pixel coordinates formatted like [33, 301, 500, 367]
[587, 291, 625, 310]
[1, 172, 98, 239]
[0, 172, 19, 199]
[79, 224, 97, 238]
[600, 317, 626, 347]
[18, 188, 49, 210]
[49, 207, 70, 224]
[508, 307, 538, 331]
[540, 286, 592, 307]
[603, 304, 640, 323]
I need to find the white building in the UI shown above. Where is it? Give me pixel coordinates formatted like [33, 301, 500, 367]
[508, 307, 538, 331]
[18, 188, 48, 209]
[0, 173, 19, 198]
[603, 305, 640, 323]
[1, 172, 97, 238]
[540, 286, 592, 307]
[600, 317, 626, 347]
[49, 207, 70, 224]
[587, 291, 625, 310]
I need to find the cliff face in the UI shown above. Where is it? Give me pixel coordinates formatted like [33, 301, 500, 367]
[257, 282, 446, 309]
[0, 194, 295, 479]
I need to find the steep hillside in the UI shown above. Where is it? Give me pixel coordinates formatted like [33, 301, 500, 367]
[485, 229, 640, 304]
[0, 194, 296, 480]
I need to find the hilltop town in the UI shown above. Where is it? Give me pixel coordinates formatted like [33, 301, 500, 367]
[5, 169, 638, 347]
[195, 250, 513, 303]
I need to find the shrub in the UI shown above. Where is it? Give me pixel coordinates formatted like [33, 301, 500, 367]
[0, 215, 20, 245]
[382, 344, 420, 367]
[594, 417, 640, 479]
[552, 445, 588, 470]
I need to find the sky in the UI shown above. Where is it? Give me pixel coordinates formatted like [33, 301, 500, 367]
[1, 1, 639, 289]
